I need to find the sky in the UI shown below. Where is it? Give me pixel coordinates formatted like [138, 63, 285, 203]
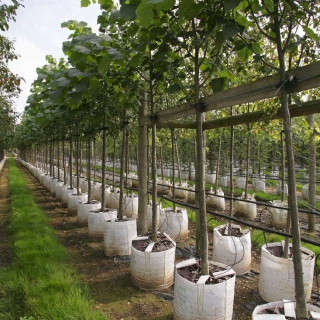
[4, 0, 104, 116]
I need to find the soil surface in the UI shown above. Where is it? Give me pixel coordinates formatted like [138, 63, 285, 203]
[1, 160, 320, 320]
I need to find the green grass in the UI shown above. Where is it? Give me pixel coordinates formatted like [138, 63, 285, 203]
[0, 158, 106, 320]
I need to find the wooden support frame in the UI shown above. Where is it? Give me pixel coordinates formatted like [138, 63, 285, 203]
[150, 99, 320, 130]
[139, 61, 320, 126]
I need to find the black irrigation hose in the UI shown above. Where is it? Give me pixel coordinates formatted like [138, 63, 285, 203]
[156, 194, 320, 247]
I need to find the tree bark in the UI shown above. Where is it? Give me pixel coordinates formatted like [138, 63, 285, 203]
[307, 114, 316, 232]
[137, 92, 148, 235]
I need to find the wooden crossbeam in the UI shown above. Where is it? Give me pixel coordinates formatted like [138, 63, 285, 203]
[153, 99, 320, 130]
[140, 61, 320, 127]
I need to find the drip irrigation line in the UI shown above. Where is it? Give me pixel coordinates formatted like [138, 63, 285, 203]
[156, 193, 320, 247]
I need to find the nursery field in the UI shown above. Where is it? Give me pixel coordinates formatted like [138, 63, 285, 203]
[0, 159, 319, 320]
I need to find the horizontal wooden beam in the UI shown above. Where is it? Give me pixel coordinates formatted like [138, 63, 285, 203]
[140, 61, 320, 126]
[154, 99, 320, 130]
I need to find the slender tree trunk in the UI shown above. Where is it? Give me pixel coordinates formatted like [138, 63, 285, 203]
[76, 128, 80, 195]
[307, 114, 316, 232]
[215, 134, 222, 193]
[69, 137, 73, 189]
[171, 129, 176, 212]
[228, 122, 234, 235]
[281, 130, 286, 202]
[245, 125, 250, 198]
[175, 133, 182, 184]
[137, 91, 148, 235]
[113, 138, 116, 191]
[63, 139, 66, 184]
[192, 19, 208, 275]
[118, 109, 127, 220]
[274, 4, 307, 316]
[150, 72, 159, 243]
[87, 136, 91, 203]
[101, 114, 107, 212]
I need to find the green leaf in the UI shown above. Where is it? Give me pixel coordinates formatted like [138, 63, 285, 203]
[75, 80, 88, 92]
[224, 0, 241, 12]
[222, 21, 239, 40]
[98, 55, 111, 73]
[136, 0, 154, 28]
[166, 83, 182, 94]
[179, 0, 204, 21]
[237, 46, 253, 61]
[303, 26, 320, 44]
[90, 77, 102, 89]
[74, 45, 91, 54]
[55, 77, 71, 88]
[129, 53, 145, 67]
[149, 26, 165, 40]
[147, 0, 163, 3]
[81, 0, 90, 7]
[49, 89, 63, 101]
[120, 4, 137, 20]
[68, 69, 84, 77]
[68, 91, 83, 105]
[156, 0, 174, 11]
[215, 31, 224, 50]
[209, 77, 227, 93]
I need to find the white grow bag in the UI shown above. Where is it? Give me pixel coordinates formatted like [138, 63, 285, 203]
[235, 176, 246, 189]
[206, 188, 225, 210]
[206, 172, 216, 184]
[173, 258, 236, 320]
[252, 300, 320, 320]
[219, 176, 229, 187]
[212, 224, 251, 275]
[61, 187, 78, 207]
[187, 186, 195, 204]
[88, 208, 117, 239]
[302, 183, 309, 201]
[122, 194, 138, 219]
[105, 190, 120, 209]
[77, 200, 101, 226]
[173, 182, 188, 200]
[131, 233, 176, 290]
[104, 219, 137, 256]
[258, 242, 315, 302]
[234, 193, 257, 219]
[156, 178, 172, 196]
[270, 201, 288, 229]
[159, 208, 188, 242]
[67, 193, 88, 214]
[276, 182, 288, 197]
[252, 179, 266, 192]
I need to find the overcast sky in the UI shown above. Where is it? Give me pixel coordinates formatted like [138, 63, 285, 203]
[4, 0, 103, 115]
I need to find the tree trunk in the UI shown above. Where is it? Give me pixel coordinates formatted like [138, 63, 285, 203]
[87, 136, 92, 202]
[192, 18, 208, 275]
[118, 109, 127, 220]
[69, 137, 73, 189]
[307, 114, 316, 232]
[274, 4, 307, 315]
[171, 129, 176, 212]
[214, 134, 222, 193]
[101, 114, 107, 212]
[228, 122, 234, 235]
[137, 91, 148, 235]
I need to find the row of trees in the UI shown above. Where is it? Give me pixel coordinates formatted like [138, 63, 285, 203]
[0, 0, 23, 159]
[13, 0, 319, 317]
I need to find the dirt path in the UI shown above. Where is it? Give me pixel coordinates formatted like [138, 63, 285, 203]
[0, 162, 11, 268]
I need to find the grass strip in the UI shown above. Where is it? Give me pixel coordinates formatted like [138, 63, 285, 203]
[0, 158, 106, 320]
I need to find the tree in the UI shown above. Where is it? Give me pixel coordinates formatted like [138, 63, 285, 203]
[242, 0, 320, 317]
